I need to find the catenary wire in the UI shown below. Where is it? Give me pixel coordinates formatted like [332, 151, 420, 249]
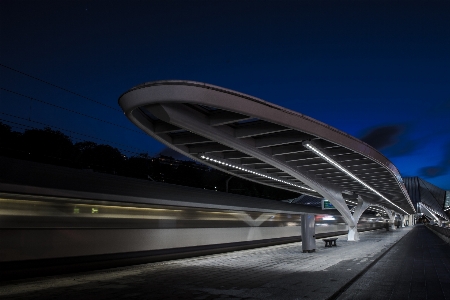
[0, 88, 144, 135]
[0, 118, 144, 156]
[1, 118, 208, 172]
[0, 63, 121, 112]
[0, 112, 149, 153]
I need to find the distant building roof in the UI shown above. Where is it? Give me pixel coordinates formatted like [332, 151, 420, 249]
[403, 176, 447, 217]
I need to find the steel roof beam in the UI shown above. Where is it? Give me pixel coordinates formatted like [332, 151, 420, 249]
[154, 121, 182, 134]
[252, 164, 277, 170]
[209, 111, 251, 126]
[187, 143, 233, 154]
[235, 122, 290, 138]
[250, 131, 311, 148]
[283, 152, 317, 161]
[221, 151, 252, 159]
[145, 103, 359, 237]
[269, 143, 309, 156]
[171, 133, 211, 145]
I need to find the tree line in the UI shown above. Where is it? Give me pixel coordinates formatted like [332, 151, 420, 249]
[0, 122, 298, 200]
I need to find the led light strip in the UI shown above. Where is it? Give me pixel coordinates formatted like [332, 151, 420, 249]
[345, 200, 386, 214]
[421, 203, 449, 220]
[420, 203, 440, 222]
[200, 155, 315, 192]
[426, 204, 443, 217]
[444, 207, 450, 212]
[304, 142, 409, 215]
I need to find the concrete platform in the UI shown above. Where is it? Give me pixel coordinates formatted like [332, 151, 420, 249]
[337, 224, 450, 300]
[0, 227, 414, 300]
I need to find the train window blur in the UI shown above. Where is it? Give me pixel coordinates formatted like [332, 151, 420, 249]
[0, 193, 303, 229]
[0, 192, 386, 230]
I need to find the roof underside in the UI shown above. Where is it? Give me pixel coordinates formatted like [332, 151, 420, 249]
[119, 81, 415, 214]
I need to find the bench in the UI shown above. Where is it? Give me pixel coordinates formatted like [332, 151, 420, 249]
[323, 238, 338, 247]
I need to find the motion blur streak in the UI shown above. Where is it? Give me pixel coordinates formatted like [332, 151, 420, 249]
[0, 193, 385, 265]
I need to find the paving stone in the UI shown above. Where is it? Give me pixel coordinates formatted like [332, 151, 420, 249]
[0, 227, 417, 300]
[337, 225, 450, 300]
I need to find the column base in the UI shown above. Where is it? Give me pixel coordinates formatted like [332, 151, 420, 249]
[347, 227, 359, 241]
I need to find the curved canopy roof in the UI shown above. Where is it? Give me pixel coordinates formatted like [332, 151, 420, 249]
[119, 80, 415, 215]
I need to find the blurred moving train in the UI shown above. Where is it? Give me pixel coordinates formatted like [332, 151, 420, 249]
[0, 157, 386, 279]
[0, 191, 385, 279]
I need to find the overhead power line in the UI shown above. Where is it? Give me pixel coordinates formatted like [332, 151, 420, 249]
[1, 118, 209, 171]
[0, 88, 144, 135]
[0, 117, 144, 156]
[0, 112, 149, 153]
[0, 118, 211, 173]
[0, 120, 30, 132]
[0, 63, 122, 112]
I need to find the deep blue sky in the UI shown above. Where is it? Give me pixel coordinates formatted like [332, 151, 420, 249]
[1, 0, 449, 189]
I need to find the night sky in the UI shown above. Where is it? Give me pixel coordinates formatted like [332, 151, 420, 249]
[1, 0, 449, 189]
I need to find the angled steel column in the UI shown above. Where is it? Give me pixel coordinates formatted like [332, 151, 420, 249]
[147, 103, 359, 240]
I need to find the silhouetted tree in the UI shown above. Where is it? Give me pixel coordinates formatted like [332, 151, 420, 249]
[0, 122, 300, 200]
[74, 141, 124, 173]
[20, 127, 75, 166]
[0, 123, 21, 158]
[119, 153, 153, 179]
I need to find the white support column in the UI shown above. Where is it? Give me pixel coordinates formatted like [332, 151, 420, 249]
[301, 214, 316, 253]
[401, 215, 406, 227]
[404, 215, 410, 226]
[390, 212, 397, 230]
[349, 196, 371, 241]
[147, 103, 359, 240]
[381, 208, 395, 230]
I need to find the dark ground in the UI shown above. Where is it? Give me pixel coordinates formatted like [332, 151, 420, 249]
[338, 224, 450, 300]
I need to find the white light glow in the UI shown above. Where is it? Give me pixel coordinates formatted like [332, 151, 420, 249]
[345, 200, 358, 205]
[420, 203, 440, 222]
[420, 203, 449, 221]
[200, 155, 315, 192]
[304, 142, 409, 215]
